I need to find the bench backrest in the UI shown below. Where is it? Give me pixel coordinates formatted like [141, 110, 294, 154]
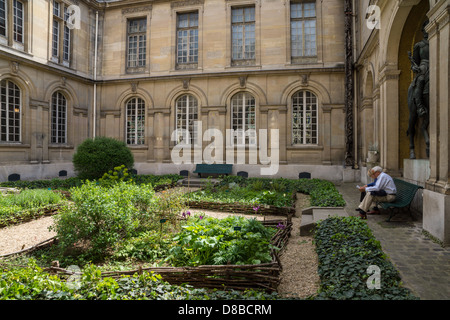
[195, 164, 232, 173]
[393, 178, 423, 205]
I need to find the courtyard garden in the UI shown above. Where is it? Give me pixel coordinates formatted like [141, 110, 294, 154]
[0, 171, 418, 300]
[0, 137, 418, 300]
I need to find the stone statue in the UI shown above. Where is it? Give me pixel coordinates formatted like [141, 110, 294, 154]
[406, 20, 430, 159]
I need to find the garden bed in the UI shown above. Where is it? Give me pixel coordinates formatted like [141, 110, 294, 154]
[1, 175, 345, 296]
[38, 217, 292, 292]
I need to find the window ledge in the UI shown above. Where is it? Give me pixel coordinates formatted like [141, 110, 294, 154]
[49, 144, 74, 149]
[0, 143, 30, 148]
[287, 145, 323, 151]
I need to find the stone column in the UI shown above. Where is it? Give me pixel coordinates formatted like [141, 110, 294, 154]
[378, 68, 401, 174]
[423, 3, 450, 246]
[153, 111, 165, 163]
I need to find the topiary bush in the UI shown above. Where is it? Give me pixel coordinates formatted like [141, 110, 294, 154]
[72, 137, 134, 180]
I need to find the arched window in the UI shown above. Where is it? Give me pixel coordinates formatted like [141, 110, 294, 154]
[175, 94, 198, 144]
[231, 92, 256, 145]
[0, 79, 21, 142]
[126, 97, 145, 145]
[51, 91, 67, 144]
[292, 90, 317, 145]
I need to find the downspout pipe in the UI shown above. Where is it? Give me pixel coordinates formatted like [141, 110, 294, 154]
[93, 10, 98, 138]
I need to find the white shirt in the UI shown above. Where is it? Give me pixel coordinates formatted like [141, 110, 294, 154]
[365, 172, 397, 195]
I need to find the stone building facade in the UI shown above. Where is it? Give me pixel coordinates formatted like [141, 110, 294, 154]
[0, 0, 449, 244]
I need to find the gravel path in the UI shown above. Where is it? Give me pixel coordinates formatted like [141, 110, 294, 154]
[0, 216, 56, 255]
[0, 192, 320, 298]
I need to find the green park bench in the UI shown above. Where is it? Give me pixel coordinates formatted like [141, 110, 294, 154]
[377, 178, 423, 222]
[193, 164, 233, 178]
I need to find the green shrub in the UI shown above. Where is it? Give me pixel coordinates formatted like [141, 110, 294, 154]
[50, 181, 157, 259]
[312, 216, 418, 300]
[169, 215, 277, 267]
[72, 137, 134, 180]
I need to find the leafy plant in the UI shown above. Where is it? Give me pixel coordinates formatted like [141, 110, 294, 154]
[72, 137, 134, 180]
[168, 215, 277, 267]
[50, 181, 157, 259]
[98, 165, 132, 188]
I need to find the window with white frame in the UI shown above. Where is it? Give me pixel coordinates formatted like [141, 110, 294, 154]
[0, 0, 27, 48]
[175, 94, 198, 145]
[176, 11, 198, 69]
[12, 0, 23, 43]
[51, 91, 67, 144]
[290, 1, 317, 60]
[0, 79, 21, 143]
[0, 0, 6, 37]
[231, 92, 256, 146]
[126, 97, 145, 145]
[52, 1, 71, 65]
[292, 90, 318, 145]
[231, 6, 255, 65]
[127, 18, 147, 69]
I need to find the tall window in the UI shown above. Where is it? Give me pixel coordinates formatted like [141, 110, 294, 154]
[231, 92, 256, 145]
[292, 90, 318, 145]
[0, 0, 6, 37]
[291, 1, 317, 59]
[127, 18, 147, 69]
[231, 6, 255, 64]
[176, 11, 198, 69]
[12, 0, 23, 43]
[126, 97, 145, 145]
[51, 91, 67, 144]
[0, 0, 26, 46]
[176, 94, 198, 145]
[52, 1, 71, 64]
[0, 80, 21, 142]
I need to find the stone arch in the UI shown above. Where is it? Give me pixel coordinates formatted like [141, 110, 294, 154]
[166, 84, 208, 110]
[219, 81, 268, 107]
[280, 79, 331, 106]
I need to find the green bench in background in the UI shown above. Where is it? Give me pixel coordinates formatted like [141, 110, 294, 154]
[193, 164, 233, 178]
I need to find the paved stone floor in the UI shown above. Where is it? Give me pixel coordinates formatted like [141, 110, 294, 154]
[336, 182, 450, 300]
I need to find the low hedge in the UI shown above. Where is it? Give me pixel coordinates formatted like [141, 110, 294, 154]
[312, 216, 418, 300]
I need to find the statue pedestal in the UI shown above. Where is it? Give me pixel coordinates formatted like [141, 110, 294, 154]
[402, 159, 430, 217]
[403, 159, 430, 186]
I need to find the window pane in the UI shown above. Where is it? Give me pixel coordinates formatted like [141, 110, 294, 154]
[291, 2, 316, 58]
[292, 91, 317, 145]
[13, 0, 24, 43]
[126, 98, 145, 145]
[51, 92, 67, 144]
[177, 12, 198, 65]
[232, 92, 255, 145]
[0, 0, 6, 37]
[176, 94, 197, 145]
[0, 80, 21, 142]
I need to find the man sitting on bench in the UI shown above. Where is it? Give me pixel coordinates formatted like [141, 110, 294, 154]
[356, 166, 397, 219]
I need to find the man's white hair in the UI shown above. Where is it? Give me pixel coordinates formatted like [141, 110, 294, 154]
[372, 166, 383, 173]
